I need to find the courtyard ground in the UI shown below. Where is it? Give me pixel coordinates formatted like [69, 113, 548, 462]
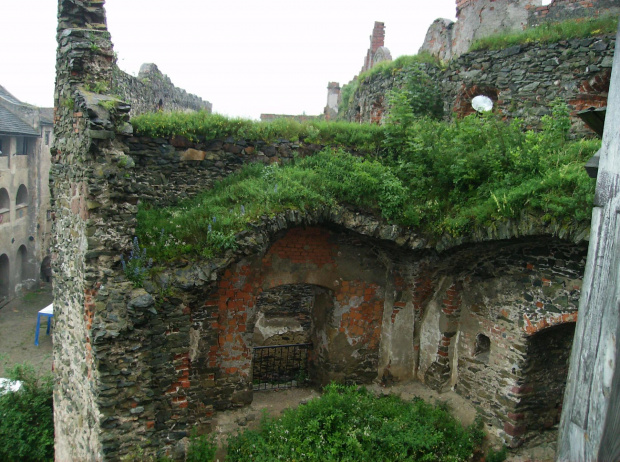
[0, 282, 53, 378]
[0, 284, 555, 461]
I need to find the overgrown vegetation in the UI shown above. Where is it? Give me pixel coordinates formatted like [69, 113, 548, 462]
[226, 383, 484, 461]
[132, 112, 384, 153]
[136, 101, 596, 262]
[339, 53, 442, 117]
[186, 431, 217, 462]
[0, 364, 54, 461]
[470, 15, 618, 52]
[121, 237, 153, 287]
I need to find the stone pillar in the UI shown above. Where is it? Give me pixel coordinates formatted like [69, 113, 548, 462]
[324, 82, 340, 121]
[361, 21, 386, 73]
[52, 1, 134, 459]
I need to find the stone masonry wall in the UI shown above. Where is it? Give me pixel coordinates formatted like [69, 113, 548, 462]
[343, 36, 615, 132]
[52, 1, 115, 459]
[112, 63, 212, 117]
[52, 1, 590, 458]
[419, 0, 619, 61]
[528, 0, 620, 26]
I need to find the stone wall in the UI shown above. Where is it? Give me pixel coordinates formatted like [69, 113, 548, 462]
[112, 63, 212, 117]
[52, 1, 115, 459]
[343, 36, 615, 131]
[420, 0, 619, 61]
[528, 0, 620, 26]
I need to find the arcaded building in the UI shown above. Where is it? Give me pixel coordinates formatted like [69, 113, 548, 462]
[0, 85, 53, 304]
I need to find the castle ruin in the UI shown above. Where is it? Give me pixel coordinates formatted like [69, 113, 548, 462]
[49, 0, 617, 460]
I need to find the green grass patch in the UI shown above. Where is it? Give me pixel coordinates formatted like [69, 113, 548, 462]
[470, 15, 618, 52]
[131, 112, 384, 153]
[226, 383, 484, 462]
[135, 101, 596, 262]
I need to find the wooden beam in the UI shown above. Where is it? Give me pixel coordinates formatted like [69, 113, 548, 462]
[557, 23, 620, 462]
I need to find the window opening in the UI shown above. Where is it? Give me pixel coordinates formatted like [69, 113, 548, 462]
[474, 333, 491, 363]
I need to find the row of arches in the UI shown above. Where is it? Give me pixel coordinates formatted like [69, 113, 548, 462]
[0, 246, 29, 300]
[0, 185, 29, 224]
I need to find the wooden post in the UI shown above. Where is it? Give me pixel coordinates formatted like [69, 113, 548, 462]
[557, 24, 620, 461]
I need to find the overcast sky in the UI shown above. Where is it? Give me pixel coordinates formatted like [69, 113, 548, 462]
[1, 1, 458, 120]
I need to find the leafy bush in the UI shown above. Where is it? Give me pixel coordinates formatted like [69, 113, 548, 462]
[338, 53, 442, 116]
[486, 445, 508, 462]
[186, 430, 217, 462]
[470, 15, 618, 52]
[0, 364, 54, 461]
[227, 384, 484, 462]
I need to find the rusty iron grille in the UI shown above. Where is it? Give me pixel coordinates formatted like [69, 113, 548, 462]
[252, 343, 311, 391]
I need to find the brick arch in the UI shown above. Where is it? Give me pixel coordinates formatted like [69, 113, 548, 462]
[522, 311, 577, 335]
[189, 225, 389, 408]
[454, 84, 500, 118]
[570, 69, 611, 113]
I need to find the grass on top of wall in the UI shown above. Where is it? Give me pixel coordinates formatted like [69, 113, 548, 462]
[136, 104, 597, 262]
[470, 15, 618, 52]
[131, 111, 385, 153]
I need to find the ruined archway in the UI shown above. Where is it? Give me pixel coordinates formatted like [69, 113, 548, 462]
[251, 283, 334, 389]
[513, 322, 576, 444]
[188, 225, 390, 411]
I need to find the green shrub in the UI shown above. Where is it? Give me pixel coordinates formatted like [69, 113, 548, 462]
[227, 384, 484, 461]
[470, 15, 618, 52]
[186, 430, 217, 462]
[338, 53, 441, 116]
[0, 364, 54, 461]
[486, 445, 508, 462]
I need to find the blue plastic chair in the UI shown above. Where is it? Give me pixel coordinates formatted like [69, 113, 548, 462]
[34, 304, 53, 346]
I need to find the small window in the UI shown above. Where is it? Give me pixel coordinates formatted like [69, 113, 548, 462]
[474, 333, 491, 363]
[15, 137, 34, 156]
[44, 131, 50, 146]
[0, 138, 4, 156]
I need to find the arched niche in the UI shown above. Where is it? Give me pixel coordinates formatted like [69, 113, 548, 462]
[16, 245, 28, 284]
[16, 184, 28, 206]
[0, 254, 9, 300]
[15, 184, 28, 219]
[515, 322, 577, 443]
[0, 188, 9, 225]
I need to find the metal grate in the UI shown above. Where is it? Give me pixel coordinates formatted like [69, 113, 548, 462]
[252, 343, 311, 391]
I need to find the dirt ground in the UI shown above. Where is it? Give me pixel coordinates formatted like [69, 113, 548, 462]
[0, 282, 54, 378]
[0, 284, 556, 461]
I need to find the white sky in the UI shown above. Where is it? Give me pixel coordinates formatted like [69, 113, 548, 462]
[0, 1, 457, 120]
